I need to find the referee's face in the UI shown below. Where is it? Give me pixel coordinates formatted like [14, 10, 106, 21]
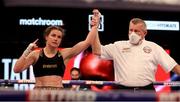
[129, 22, 146, 39]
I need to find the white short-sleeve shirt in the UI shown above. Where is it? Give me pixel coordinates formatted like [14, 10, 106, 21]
[101, 40, 177, 86]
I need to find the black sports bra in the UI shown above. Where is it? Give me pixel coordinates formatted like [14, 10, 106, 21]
[33, 49, 65, 77]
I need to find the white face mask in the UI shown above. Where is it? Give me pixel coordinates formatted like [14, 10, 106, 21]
[129, 32, 141, 45]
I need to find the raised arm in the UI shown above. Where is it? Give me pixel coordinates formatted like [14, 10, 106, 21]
[91, 9, 102, 56]
[61, 11, 99, 63]
[14, 39, 38, 73]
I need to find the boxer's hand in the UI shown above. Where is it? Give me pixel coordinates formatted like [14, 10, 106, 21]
[23, 39, 38, 57]
[91, 9, 101, 27]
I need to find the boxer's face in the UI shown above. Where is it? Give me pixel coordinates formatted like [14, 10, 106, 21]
[45, 29, 62, 48]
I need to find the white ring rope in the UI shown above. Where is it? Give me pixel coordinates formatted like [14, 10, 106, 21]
[0, 79, 180, 86]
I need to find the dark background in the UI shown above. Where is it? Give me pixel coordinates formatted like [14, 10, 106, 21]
[0, 1, 180, 90]
[1, 7, 180, 57]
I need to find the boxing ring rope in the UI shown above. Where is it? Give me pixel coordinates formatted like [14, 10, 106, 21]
[1, 79, 180, 86]
[0, 79, 180, 101]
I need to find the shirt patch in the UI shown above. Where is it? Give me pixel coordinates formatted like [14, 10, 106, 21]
[122, 47, 131, 53]
[143, 46, 152, 54]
